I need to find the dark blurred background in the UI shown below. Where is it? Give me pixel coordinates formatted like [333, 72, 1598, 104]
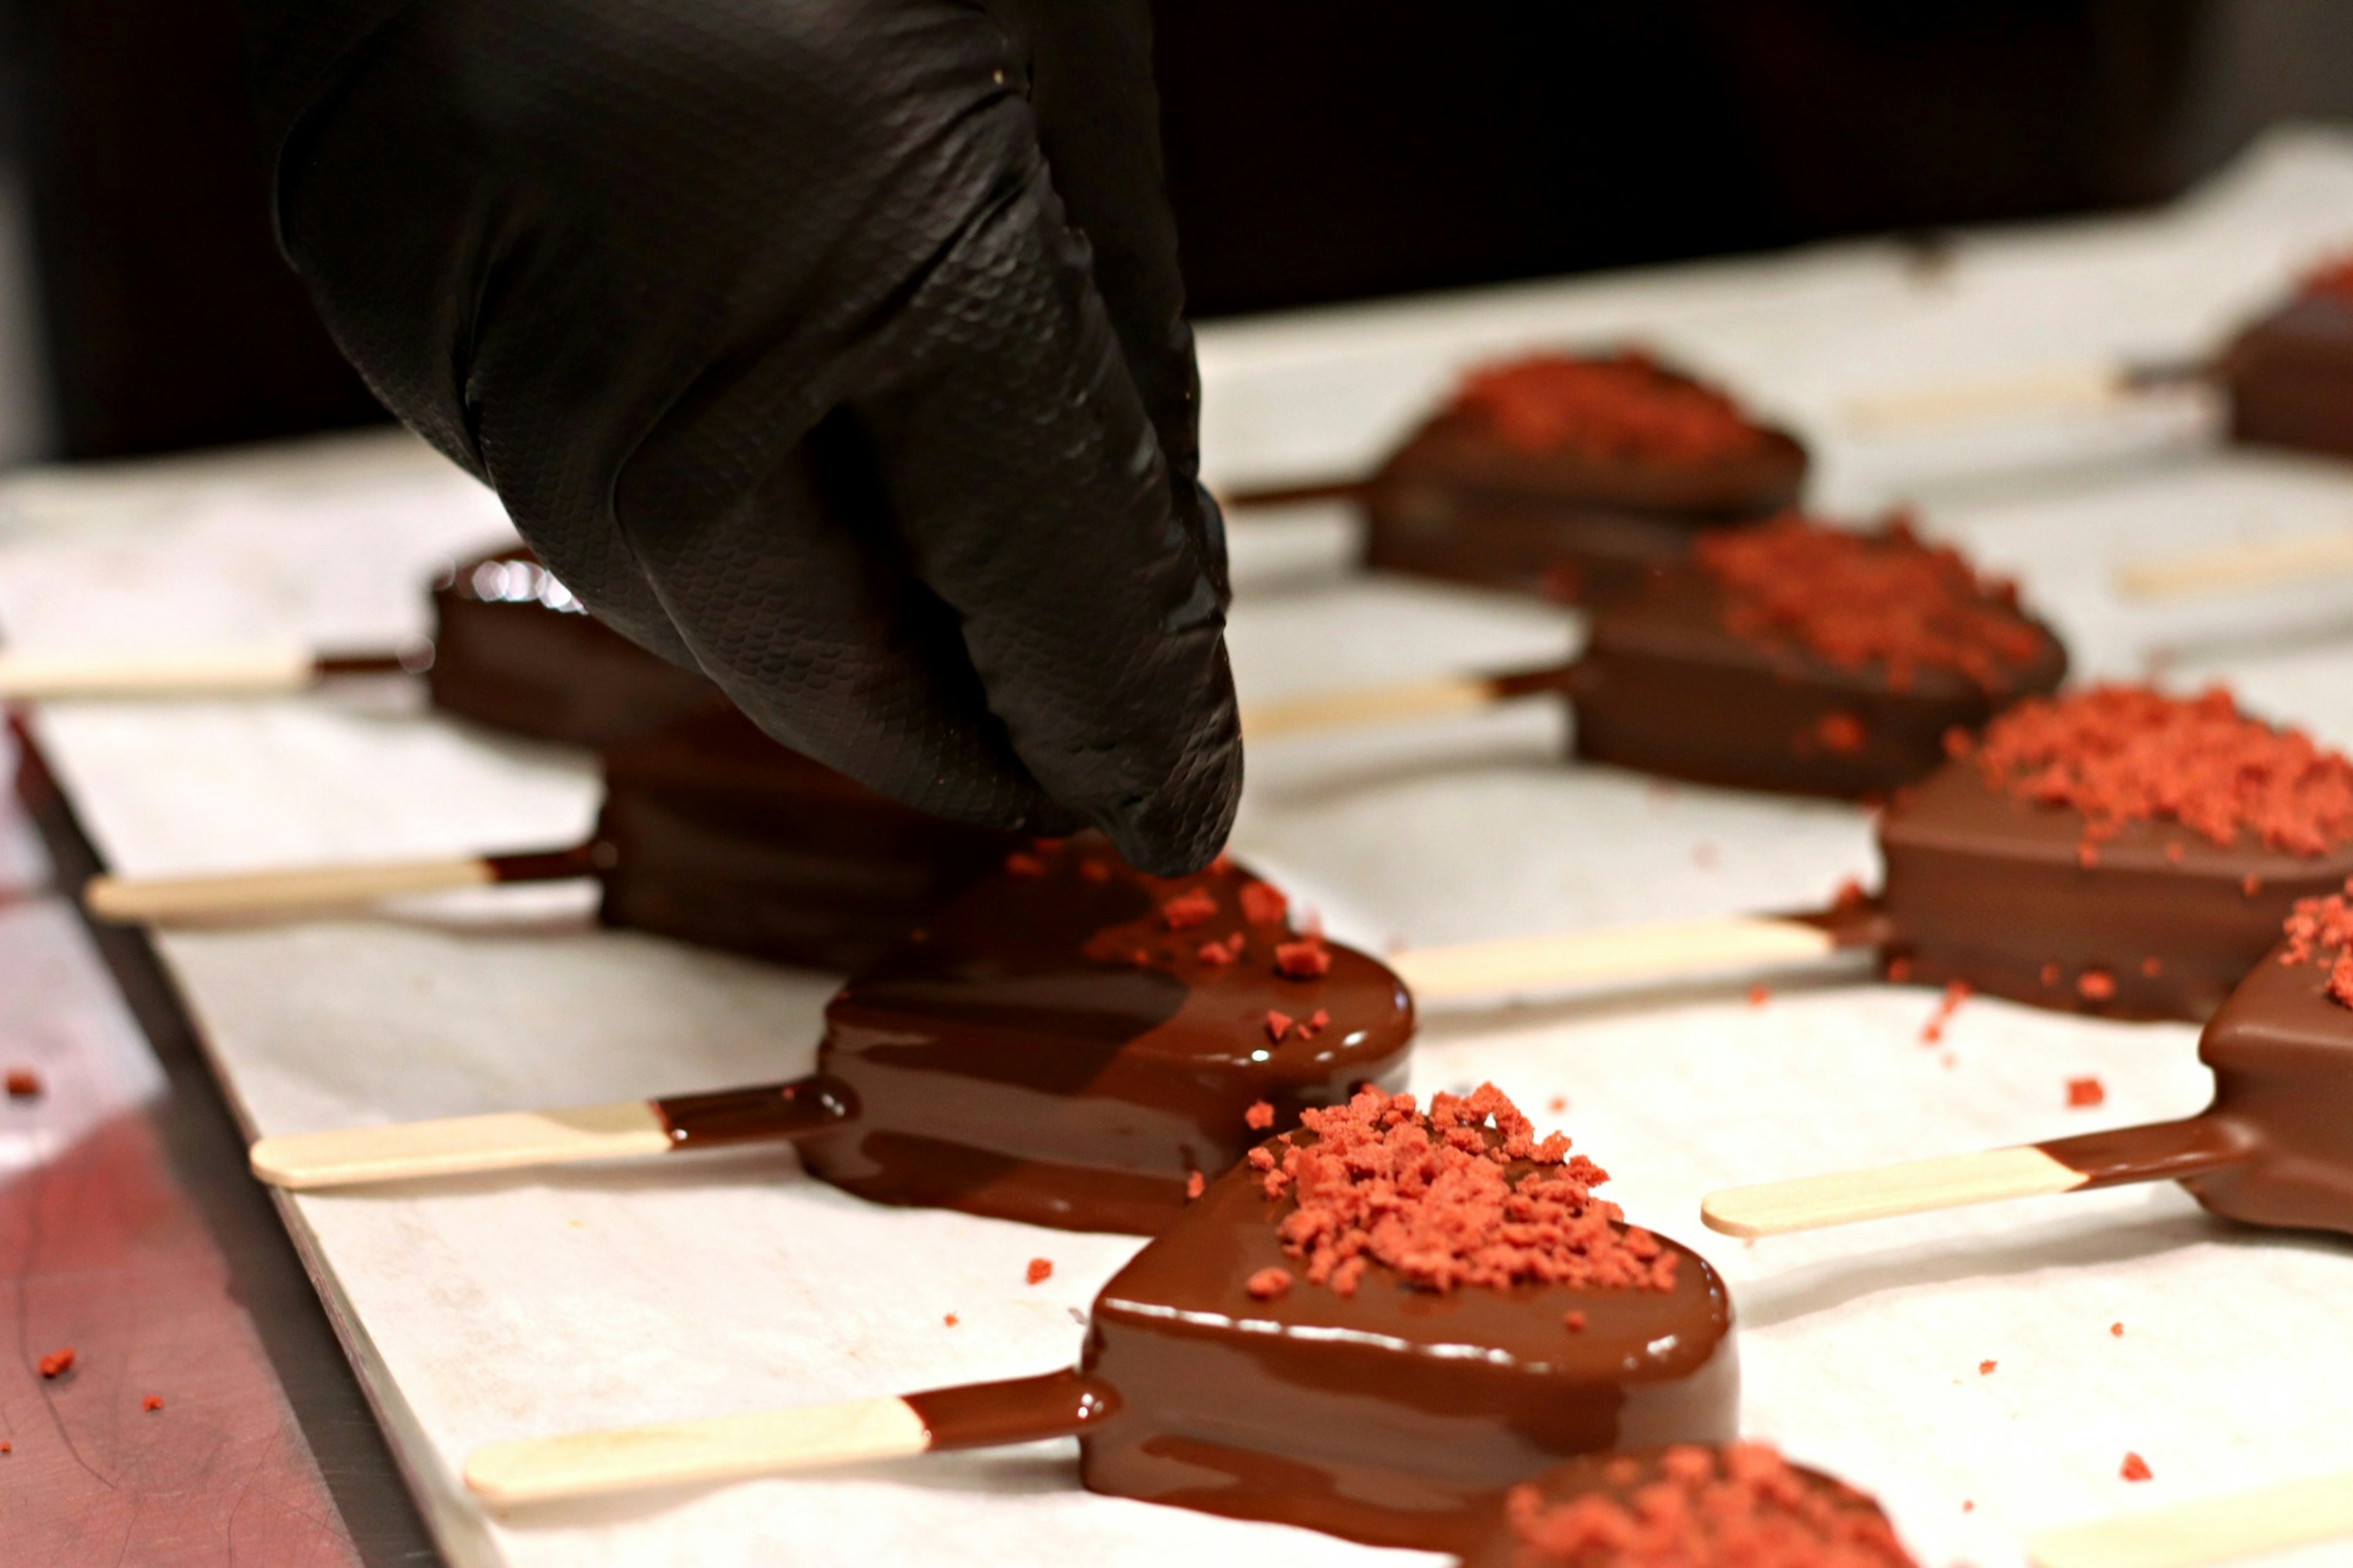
[1, 0, 2351, 466]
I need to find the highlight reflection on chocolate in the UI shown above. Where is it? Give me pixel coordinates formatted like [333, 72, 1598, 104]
[1077, 1109, 1736, 1552]
[1360, 352, 1808, 604]
[426, 548, 716, 747]
[594, 705, 1020, 973]
[790, 838, 1416, 1233]
[1568, 517, 2067, 798]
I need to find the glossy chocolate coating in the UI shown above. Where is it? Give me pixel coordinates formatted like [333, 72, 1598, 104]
[594, 704, 1022, 973]
[1458, 1447, 1909, 1568]
[2221, 294, 2353, 461]
[426, 548, 717, 747]
[1569, 567, 2066, 800]
[653, 1074, 858, 1149]
[2169, 938, 2353, 1233]
[904, 1370, 1120, 1452]
[1362, 405, 1807, 604]
[1879, 763, 2353, 1020]
[795, 839, 1417, 1235]
[1077, 1151, 1737, 1553]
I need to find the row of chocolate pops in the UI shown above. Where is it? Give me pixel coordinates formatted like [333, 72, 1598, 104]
[25, 270, 2353, 1561]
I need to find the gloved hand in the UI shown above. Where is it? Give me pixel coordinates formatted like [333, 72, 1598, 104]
[241, 0, 1240, 874]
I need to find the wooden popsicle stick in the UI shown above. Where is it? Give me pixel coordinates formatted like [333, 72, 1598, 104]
[0, 643, 324, 699]
[2030, 1469, 2353, 1568]
[1842, 364, 2132, 433]
[1700, 1146, 2084, 1238]
[466, 1395, 931, 1507]
[1392, 914, 1841, 1002]
[2115, 528, 2353, 602]
[85, 854, 500, 922]
[251, 1102, 671, 1189]
[1242, 674, 1514, 741]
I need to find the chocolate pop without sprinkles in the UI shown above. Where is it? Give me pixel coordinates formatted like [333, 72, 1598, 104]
[253, 837, 1416, 1236]
[0, 547, 722, 749]
[1229, 350, 1808, 606]
[1250, 510, 2067, 802]
[460, 1088, 1736, 1558]
[1702, 884, 2353, 1241]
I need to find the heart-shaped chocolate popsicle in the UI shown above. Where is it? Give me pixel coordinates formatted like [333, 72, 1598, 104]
[254, 837, 1416, 1236]
[1251, 510, 2067, 803]
[1230, 350, 1806, 606]
[461, 1088, 1736, 1558]
[1460, 1443, 1919, 1568]
[1703, 885, 2353, 1241]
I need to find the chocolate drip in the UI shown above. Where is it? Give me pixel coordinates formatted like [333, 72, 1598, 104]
[312, 648, 423, 677]
[652, 1075, 859, 1149]
[2039, 1116, 2250, 1189]
[482, 843, 610, 884]
[1879, 763, 2353, 1021]
[1078, 1153, 1736, 1553]
[1785, 895, 1896, 951]
[1483, 663, 1578, 702]
[903, 1370, 1121, 1452]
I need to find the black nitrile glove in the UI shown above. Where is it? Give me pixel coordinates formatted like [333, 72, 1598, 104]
[242, 0, 1240, 874]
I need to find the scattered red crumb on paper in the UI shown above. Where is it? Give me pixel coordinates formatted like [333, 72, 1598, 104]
[1245, 1267, 1292, 1300]
[2067, 1077, 2107, 1108]
[943, 1313, 958, 1327]
[1978, 1360, 1996, 1375]
[1961, 1500, 1974, 1513]
[1245, 1100, 1275, 1131]
[2120, 1452, 2152, 1482]
[142, 1396, 163, 1413]
[1547, 1095, 1568, 1113]
[1025, 1259, 1053, 1286]
[37, 1348, 73, 1379]
[2110, 1322, 2124, 1338]
[1747, 985, 1770, 1007]
[1920, 980, 1971, 1043]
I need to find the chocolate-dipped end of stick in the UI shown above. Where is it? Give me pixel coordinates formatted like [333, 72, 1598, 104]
[426, 548, 718, 748]
[1363, 351, 1806, 604]
[1461, 1444, 1918, 1568]
[2219, 256, 2353, 461]
[1080, 1086, 1735, 1553]
[1879, 685, 2353, 1021]
[1569, 513, 2066, 799]
[593, 704, 1023, 972]
[798, 838, 1417, 1235]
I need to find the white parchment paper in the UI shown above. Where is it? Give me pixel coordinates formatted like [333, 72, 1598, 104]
[12, 126, 2353, 1568]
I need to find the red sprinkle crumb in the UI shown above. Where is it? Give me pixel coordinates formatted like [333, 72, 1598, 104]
[1161, 888, 1218, 930]
[1747, 984, 1770, 1007]
[1, 1442, 10, 1454]
[2078, 969, 2117, 1002]
[943, 1313, 959, 1327]
[1920, 980, 1971, 1044]
[4, 1069, 39, 1100]
[1025, 1258, 1053, 1286]
[1978, 1360, 1996, 1376]
[1245, 1100, 1276, 1131]
[1833, 877, 1869, 911]
[1186, 1171, 1205, 1200]
[1548, 1095, 1568, 1113]
[1265, 1010, 1294, 1042]
[1256, 1085, 1675, 1298]
[2067, 1076, 2107, 1108]
[1450, 350, 1767, 465]
[142, 1396, 163, 1413]
[1962, 1500, 1974, 1513]
[2165, 841, 2186, 865]
[1504, 1442, 1915, 1568]
[2244, 874, 2264, 896]
[2110, 1322, 2124, 1337]
[1274, 939, 1331, 979]
[1004, 851, 1046, 877]
[2140, 956, 2162, 977]
[1563, 1310, 1587, 1332]
[1078, 860, 1112, 883]
[1885, 956, 1914, 983]
[1245, 1267, 1293, 1300]
[2121, 1452, 2152, 1483]
[1298, 1007, 1330, 1039]
[1238, 881, 1289, 925]
[1814, 711, 1868, 756]
[2040, 961, 2063, 987]
[1973, 686, 2353, 860]
[37, 1348, 73, 1379]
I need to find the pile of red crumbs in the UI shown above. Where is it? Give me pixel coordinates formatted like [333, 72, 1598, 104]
[1245, 1085, 1675, 1301]
[1960, 686, 2353, 857]
[2279, 881, 2353, 1008]
[1449, 352, 1767, 466]
[1503, 1444, 1916, 1568]
[1695, 514, 2043, 692]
